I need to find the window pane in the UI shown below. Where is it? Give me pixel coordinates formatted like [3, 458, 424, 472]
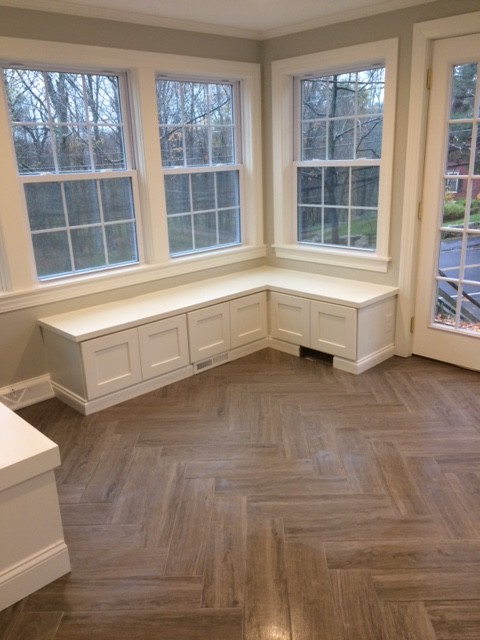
[185, 126, 209, 166]
[191, 172, 215, 211]
[356, 117, 382, 159]
[165, 174, 191, 214]
[32, 231, 72, 278]
[298, 206, 322, 243]
[54, 125, 91, 171]
[301, 78, 328, 120]
[351, 209, 377, 249]
[4, 69, 48, 123]
[24, 182, 65, 230]
[12, 125, 54, 173]
[298, 167, 322, 204]
[324, 167, 349, 206]
[71, 226, 105, 270]
[351, 167, 379, 207]
[209, 83, 233, 125]
[156, 80, 182, 125]
[100, 178, 135, 222]
[160, 126, 184, 167]
[92, 125, 126, 170]
[86, 75, 122, 124]
[302, 122, 326, 161]
[219, 209, 239, 244]
[105, 221, 138, 264]
[450, 63, 477, 120]
[183, 82, 208, 125]
[216, 171, 239, 209]
[447, 122, 472, 174]
[64, 180, 100, 226]
[330, 118, 354, 159]
[168, 215, 193, 254]
[48, 72, 85, 123]
[194, 211, 217, 249]
[324, 207, 347, 246]
[212, 126, 234, 164]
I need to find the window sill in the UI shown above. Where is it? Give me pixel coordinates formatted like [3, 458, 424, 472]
[273, 244, 391, 273]
[0, 244, 267, 313]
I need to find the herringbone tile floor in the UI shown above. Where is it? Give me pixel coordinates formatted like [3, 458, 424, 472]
[1, 348, 480, 639]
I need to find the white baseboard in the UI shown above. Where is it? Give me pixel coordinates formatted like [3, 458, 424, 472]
[0, 375, 54, 411]
[0, 541, 70, 611]
[334, 344, 395, 374]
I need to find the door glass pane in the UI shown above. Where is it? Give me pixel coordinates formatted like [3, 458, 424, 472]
[434, 61, 480, 334]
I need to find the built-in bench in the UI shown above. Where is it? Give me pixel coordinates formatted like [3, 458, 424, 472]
[39, 267, 398, 415]
[0, 403, 70, 610]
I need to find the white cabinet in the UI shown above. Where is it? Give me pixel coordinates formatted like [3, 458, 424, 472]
[188, 302, 231, 362]
[230, 292, 267, 349]
[139, 315, 189, 380]
[269, 292, 310, 345]
[81, 328, 142, 400]
[310, 300, 357, 359]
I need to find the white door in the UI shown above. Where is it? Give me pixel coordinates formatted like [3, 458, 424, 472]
[413, 33, 480, 371]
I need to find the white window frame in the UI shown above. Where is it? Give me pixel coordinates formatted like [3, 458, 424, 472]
[155, 76, 243, 257]
[3, 66, 142, 281]
[0, 37, 264, 312]
[271, 38, 398, 273]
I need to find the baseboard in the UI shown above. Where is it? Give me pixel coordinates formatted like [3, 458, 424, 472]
[334, 344, 396, 374]
[52, 365, 195, 415]
[267, 337, 301, 357]
[0, 541, 70, 611]
[0, 375, 54, 411]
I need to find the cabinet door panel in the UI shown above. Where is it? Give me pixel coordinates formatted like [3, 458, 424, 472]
[270, 292, 310, 345]
[310, 301, 356, 359]
[81, 328, 142, 399]
[230, 292, 267, 349]
[138, 315, 189, 380]
[188, 302, 231, 362]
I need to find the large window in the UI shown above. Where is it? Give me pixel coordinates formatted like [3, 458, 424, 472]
[297, 67, 384, 250]
[2, 67, 139, 280]
[272, 39, 398, 272]
[156, 78, 241, 256]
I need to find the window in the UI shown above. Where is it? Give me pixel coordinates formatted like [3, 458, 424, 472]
[2, 67, 139, 280]
[0, 37, 263, 308]
[297, 67, 384, 250]
[272, 39, 398, 272]
[156, 78, 241, 256]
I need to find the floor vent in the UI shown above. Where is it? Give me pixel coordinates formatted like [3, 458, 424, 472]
[0, 376, 54, 410]
[193, 352, 229, 374]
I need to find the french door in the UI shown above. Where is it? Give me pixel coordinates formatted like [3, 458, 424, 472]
[413, 33, 480, 371]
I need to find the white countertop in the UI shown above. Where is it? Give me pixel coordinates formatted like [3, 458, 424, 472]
[39, 267, 398, 342]
[0, 403, 61, 491]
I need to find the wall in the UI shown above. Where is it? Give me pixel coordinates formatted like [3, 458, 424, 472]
[261, 0, 480, 286]
[0, 1, 479, 389]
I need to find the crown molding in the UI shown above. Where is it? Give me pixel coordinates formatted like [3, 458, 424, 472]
[0, 0, 438, 41]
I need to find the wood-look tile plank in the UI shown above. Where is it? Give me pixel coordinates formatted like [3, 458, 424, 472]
[249, 494, 394, 520]
[59, 502, 111, 525]
[24, 576, 203, 612]
[54, 609, 243, 640]
[244, 518, 291, 640]
[285, 514, 441, 542]
[378, 602, 437, 640]
[372, 570, 480, 601]
[406, 456, 478, 539]
[325, 540, 480, 571]
[335, 427, 386, 493]
[202, 496, 246, 608]
[372, 440, 428, 516]
[216, 474, 350, 497]
[444, 471, 480, 531]
[284, 540, 344, 640]
[164, 478, 215, 577]
[330, 570, 387, 640]
[426, 602, 480, 639]
[0, 611, 63, 640]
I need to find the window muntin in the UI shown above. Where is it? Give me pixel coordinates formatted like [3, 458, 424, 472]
[2, 67, 139, 279]
[156, 78, 241, 256]
[296, 67, 385, 251]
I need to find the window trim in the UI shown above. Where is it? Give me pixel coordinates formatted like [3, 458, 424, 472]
[0, 37, 264, 310]
[271, 38, 398, 273]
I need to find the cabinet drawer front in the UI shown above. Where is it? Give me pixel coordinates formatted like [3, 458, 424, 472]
[310, 301, 357, 359]
[230, 292, 267, 349]
[138, 315, 189, 380]
[270, 292, 310, 345]
[81, 328, 142, 399]
[188, 302, 231, 362]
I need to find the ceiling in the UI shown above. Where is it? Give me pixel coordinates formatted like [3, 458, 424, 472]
[1, 0, 436, 38]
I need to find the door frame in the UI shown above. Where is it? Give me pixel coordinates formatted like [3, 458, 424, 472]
[396, 10, 480, 357]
